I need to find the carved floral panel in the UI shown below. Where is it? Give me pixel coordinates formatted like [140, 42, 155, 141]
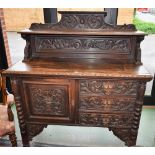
[79, 113, 133, 128]
[29, 86, 68, 116]
[79, 96, 136, 112]
[80, 80, 138, 95]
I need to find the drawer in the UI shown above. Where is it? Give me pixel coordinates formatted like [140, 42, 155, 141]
[79, 112, 133, 128]
[79, 96, 136, 112]
[21, 78, 75, 123]
[80, 79, 138, 96]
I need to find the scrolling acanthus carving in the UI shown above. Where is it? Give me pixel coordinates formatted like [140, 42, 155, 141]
[30, 87, 67, 115]
[79, 113, 133, 128]
[79, 97, 136, 111]
[36, 38, 130, 52]
[80, 80, 138, 95]
[29, 11, 136, 31]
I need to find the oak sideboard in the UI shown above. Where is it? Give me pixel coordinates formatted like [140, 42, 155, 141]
[3, 11, 152, 146]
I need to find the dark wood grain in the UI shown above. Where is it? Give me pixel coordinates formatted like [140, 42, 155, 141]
[2, 11, 153, 147]
[3, 60, 152, 81]
[29, 11, 136, 32]
[20, 33, 144, 64]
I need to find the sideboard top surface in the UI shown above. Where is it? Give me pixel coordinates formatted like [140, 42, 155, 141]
[3, 60, 152, 80]
[19, 29, 146, 36]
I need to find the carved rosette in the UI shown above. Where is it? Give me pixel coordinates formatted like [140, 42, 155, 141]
[80, 80, 138, 95]
[29, 11, 136, 31]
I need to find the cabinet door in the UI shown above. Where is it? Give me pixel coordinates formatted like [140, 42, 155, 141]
[21, 78, 75, 124]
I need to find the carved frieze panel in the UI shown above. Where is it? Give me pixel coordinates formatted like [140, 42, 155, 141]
[29, 86, 68, 116]
[79, 113, 133, 128]
[80, 80, 138, 95]
[79, 96, 136, 112]
[35, 37, 130, 53]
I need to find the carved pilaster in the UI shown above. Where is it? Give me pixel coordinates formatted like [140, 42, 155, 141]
[11, 78, 29, 146]
[111, 82, 146, 146]
[130, 82, 146, 144]
[27, 124, 47, 141]
[11, 78, 26, 136]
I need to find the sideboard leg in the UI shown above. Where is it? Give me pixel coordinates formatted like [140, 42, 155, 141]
[125, 140, 136, 147]
[11, 79, 31, 146]
[20, 129, 30, 147]
[22, 138, 30, 147]
[111, 128, 137, 147]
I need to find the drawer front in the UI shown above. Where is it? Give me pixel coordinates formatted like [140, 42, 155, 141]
[80, 79, 138, 96]
[21, 78, 75, 123]
[79, 96, 136, 112]
[79, 112, 133, 128]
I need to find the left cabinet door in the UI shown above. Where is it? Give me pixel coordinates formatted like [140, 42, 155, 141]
[20, 78, 75, 124]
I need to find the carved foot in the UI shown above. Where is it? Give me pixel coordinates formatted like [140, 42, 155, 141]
[20, 124, 47, 147]
[27, 124, 48, 141]
[111, 128, 137, 147]
[125, 140, 136, 147]
[22, 140, 30, 147]
[21, 133, 30, 147]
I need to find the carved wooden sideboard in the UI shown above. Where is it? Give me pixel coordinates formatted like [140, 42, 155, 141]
[2, 11, 152, 146]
